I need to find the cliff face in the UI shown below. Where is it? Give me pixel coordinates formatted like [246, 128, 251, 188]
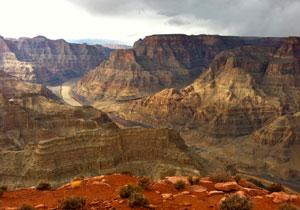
[0, 36, 111, 85]
[72, 34, 285, 103]
[119, 37, 300, 182]
[0, 72, 207, 189]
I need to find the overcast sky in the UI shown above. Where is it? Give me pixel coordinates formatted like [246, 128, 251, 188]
[0, 0, 299, 45]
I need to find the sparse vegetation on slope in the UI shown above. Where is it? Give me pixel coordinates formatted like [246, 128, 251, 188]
[220, 194, 253, 210]
[59, 196, 86, 210]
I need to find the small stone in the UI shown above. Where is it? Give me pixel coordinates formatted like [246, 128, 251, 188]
[180, 191, 190, 195]
[35, 204, 45, 209]
[290, 195, 298, 201]
[119, 200, 125, 204]
[161, 193, 173, 199]
[235, 191, 246, 198]
[207, 190, 225, 196]
[145, 204, 157, 209]
[187, 185, 207, 193]
[155, 191, 161, 194]
[253, 196, 263, 199]
[182, 203, 192, 206]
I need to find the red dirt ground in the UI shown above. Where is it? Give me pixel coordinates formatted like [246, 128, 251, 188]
[0, 174, 300, 210]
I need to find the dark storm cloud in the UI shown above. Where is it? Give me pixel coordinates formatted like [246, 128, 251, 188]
[68, 0, 300, 36]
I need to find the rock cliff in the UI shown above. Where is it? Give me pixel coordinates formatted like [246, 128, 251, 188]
[71, 34, 285, 104]
[0, 35, 111, 85]
[0, 72, 208, 189]
[118, 37, 300, 182]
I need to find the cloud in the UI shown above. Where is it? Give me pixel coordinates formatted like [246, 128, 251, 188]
[68, 0, 300, 37]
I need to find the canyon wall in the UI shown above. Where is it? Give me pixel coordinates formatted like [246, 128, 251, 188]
[0, 71, 208, 189]
[72, 34, 285, 103]
[0, 36, 111, 85]
[117, 37, 300, 182]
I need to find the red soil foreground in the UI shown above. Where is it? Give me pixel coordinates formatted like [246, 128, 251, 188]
[0, 174, 300, 210]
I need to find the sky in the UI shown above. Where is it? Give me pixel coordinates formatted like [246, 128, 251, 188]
[0, 0, 300, 45]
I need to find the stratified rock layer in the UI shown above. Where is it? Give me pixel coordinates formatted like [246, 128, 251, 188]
[119, 37, 300, 182]
[0, 72, 207, 189]
[72, 34, 284, 103]
[0, 35, 111, 85]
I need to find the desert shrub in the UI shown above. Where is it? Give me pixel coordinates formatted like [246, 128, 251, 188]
[59, 196, 86, 210]
[226, 164, 238, 176]
[188, 176, 200, 185]
[73, 175, 84, 181]
[210, 170, 232, 183]
[247, 178, 266, 189]
[36, 182, 51, 191]
[220, 194, 253, 210]
[0, 185, 8, 191]
[278, 203, 300, 210]
[128, 191, 149, 208]
[234, 175, 241, 183]
[120, 169, 132, 175]
[268, 183, 284, 193]
[138, 176, 151, 190]
[17, 204, 36, 210]
[174, 180, 186, 190]
[0, 189, 4, 197]
[119, 184, 143, 199]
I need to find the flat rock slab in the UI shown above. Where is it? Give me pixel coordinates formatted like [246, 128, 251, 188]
[207, 190, 225, 196]
[187, 185, 207, 193]
[164, 176, 188, 184]
[214, 182, 239, 192]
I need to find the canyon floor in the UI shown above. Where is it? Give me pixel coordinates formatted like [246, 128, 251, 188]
[1, 174, 300, 210]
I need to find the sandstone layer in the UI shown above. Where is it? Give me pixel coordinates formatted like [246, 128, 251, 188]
[0, 35, 111, 85]
[0, 72, 208, 189]
[72, 34, 285, 104]
[118, 37, 300, 183]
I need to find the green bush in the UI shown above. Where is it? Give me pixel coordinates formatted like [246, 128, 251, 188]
[138, 176, 151, 190]
[17, 204, 36, 210]
[36, 182, 51, 191]
[119, 184, 143, 199]
[59, 196, 86, 210]
[73, 175, 85, 181]
[120, 169, 132, 175]
[268, 183, 284, 193]
[0, 189, 4, 197]
[278, 203, 300, 210]
[220, 194, 253, 210]
[174, 180, 186, 190]
[0, 185, 8, 191]
[128, 191, 149, 208]
[210, 170, 232, 183]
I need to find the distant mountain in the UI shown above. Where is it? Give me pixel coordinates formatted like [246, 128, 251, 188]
[0, 36, 112, 85]
[68, 39, 132, 49]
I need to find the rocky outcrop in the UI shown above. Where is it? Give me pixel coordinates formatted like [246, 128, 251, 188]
[0, 72, 208, 189]
[72, 34, 285, 104]
[0, 35, 111, 85]
[118, 37, 300, 182]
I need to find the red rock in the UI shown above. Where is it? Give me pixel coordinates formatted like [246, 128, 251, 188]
[207, 190, 225, 196]
[161, 193, 173, 200]
[164, 176, 188, 184]
[187, 185, 207, 193]
[271, 192, 291, 204]
[34, 204, 45, 209]
[214, 182, 239, 192]
[235, 191, 246, 198]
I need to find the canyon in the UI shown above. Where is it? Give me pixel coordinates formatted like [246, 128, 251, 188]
[1, 34, 300, 192]
[0, 71, 207, 189]
[70, 35, 300, 188]
[0, 36, 111, 85]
